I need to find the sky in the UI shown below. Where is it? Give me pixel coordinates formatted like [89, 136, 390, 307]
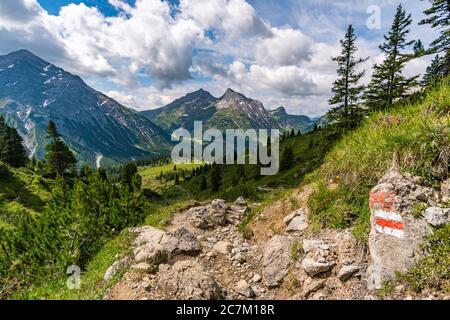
[0, 0, 437, 117]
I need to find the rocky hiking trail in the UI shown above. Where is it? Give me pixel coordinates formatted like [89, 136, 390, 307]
[104, 170, 449, 300]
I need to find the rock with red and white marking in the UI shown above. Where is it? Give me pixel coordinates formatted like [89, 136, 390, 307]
[367, 169, 434, 290]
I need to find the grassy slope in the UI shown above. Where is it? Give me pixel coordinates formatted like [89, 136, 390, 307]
[307, 78, 449, 241]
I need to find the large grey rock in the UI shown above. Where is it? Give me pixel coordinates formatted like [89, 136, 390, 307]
[262, 235, 293, 288]
[423, 207, 449, 226]
[187, 200, 229, 229]
[367, 169, 434, 290]
[157, 261, 223, 300]
[286, 214, 308, 233]
[160, 227, 201, 255]
[283, 208, 304, 226]
[301, 258, 335, 277]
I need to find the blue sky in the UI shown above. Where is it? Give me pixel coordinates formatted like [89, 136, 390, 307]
[0, 1, 437, 116]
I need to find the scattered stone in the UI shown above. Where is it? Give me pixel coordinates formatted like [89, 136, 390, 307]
[233, 252, 246, 264]
[338, 265, 360, 282]
[302, 240, 324, 253]
[131, 262, 152, 272]
[213, 241, 233, 255]
[234, 280, 255, 298]
[262, 235, 293, 288]
[441, 178, 450, 204]
[301, 257, 335, 277]
[104, 259, 123, 282]
[252, 274, 262, 283]
[157, 260, 222, 300]
[301, 278, 325, 298]
[423, 207, 449, 226]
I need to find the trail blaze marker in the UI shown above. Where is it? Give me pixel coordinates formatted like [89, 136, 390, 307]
[370, 190, 404, 239]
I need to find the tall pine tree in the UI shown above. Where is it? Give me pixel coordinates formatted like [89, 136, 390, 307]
[419, 0, 450, 76]
[327, 25, 368, 131]
[44, 120, 76, 177]
[365, 4, 419, 110]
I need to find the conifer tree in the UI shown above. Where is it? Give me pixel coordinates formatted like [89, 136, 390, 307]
[365, 5, 419, 110]
[200, 175, 207, 191]
[328, 25, 368, 131]
[210, 163, 222, 192]
[419, 0, 449, 56]
[280, 145, 294, 171]
[0, 117, 27, 167]
[422, 54, 447, 86]
[44, 121, 76, 177]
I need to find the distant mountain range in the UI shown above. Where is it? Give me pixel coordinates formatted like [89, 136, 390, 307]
[140, 89, 317, 133]
[0, 50, 321, 167]
[0, 50, 171, 167]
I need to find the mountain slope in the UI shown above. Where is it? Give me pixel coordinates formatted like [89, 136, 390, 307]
[140, 88, 316, 133]
[0, 50, 171, 167]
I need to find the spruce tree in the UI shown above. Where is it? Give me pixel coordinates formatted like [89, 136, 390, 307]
[0, 117, 27, 167]
[44, 120, 76, 177]
[200, 175, 207, 191]
[419, 0, 450, 55]
[280, 145, 294, 171]
[328, 25, 368, 131]
[422, 54, 446, 86]
[210, 163, 222, 192]
[365, 4, 419, 110]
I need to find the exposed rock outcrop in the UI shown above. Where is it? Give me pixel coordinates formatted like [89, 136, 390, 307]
[367, 170, 438, 289]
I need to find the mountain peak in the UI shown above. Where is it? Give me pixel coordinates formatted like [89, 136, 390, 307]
[272, 106, 288, 116]
[221, 88, 246, 100]
[3, 49, 46, 64]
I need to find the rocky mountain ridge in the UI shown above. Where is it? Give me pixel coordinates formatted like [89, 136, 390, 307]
[0, 50, 171, 167]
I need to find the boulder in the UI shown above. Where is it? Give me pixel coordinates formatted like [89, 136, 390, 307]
[286, 214, 309, 233]
[283, 208, 304, 226]
[234, 280, 255, 298]
[338, 265, 360, 282]
[212, 241, 233, 256]
[188, 200, 229, 229]
[160, 227, 201, 255]
[157, 261, 223, 300]
[367, 169, 434, 290]
[301, 258, 335, 277]
[262, 235, 293, 288]
[301, 278, 325, 298]
[423, 207, 449, 226]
